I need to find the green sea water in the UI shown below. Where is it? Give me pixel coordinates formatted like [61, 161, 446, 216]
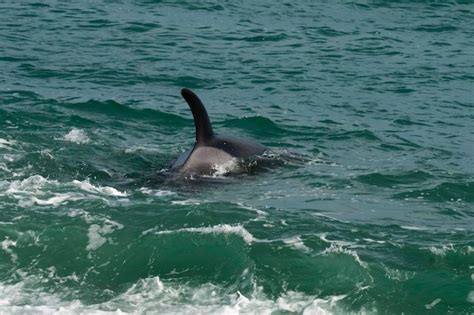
[1, 1, 473, 314]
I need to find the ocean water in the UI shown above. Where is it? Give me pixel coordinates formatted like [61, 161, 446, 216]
[1, 0, 473, 314]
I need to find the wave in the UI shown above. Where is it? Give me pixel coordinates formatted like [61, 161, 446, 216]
[393, 181, 474, 203]
[59, 99, 188, 125]
[355, 170, 433, 188]
[326, 129, 380, 141]
[222, 116, 301, 138]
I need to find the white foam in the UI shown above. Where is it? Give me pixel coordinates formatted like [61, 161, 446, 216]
[5, 175, 82, 207]
[362, 238, 385, 244]
[468, 291, 474, 304]
[171, 199, 201, 206]
[3, 153, 19, 162]
[428, 244, 454, 256]
[319, 234, 368, 269]
[64, 209, 124, 254]
[28, 193, 83, 207]
[235, 202, 268, 217]
[139, 187, 175, 197]
[4, 175, 129, 207]
[400, 225, 428, 231]
[383, 267, 415, 282]
[0, 138, 16, 149]
[86, 220, 124, 252]
[6, 175, 57, 195]
[149, 224, 255, 244]
[1, 238, 18, 263]
[319, 234, 354, 248]
[39, 149, 54, 159]
[283, 236, 312, 253]
[0, 275, 351, 314]
[67, 208, 88, 218]
[63, 128, 90, 144]
[102, 277, 343, 315]
[72, 179, 128, 197]
[0, 163, 10, 173]
[425, 298, 441, 309]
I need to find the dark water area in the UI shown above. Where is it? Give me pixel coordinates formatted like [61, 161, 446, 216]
[1, 1, 473, 314]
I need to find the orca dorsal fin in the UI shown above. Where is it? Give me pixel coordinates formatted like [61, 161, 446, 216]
[181, 88, 214, 144]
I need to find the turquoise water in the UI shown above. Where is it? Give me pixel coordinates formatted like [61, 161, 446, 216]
[1, 1, 473, 314]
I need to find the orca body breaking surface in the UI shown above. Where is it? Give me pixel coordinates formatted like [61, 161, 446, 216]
[170, 88, 266, 176]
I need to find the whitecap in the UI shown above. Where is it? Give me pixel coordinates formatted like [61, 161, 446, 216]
[428, 244, 454, 256]
[319, 234, 368, 269]
[6, 175, 57, 195]
[147, 224, 255, 244]
[400, 225, 428, 231]
[63, 128, 90, 144]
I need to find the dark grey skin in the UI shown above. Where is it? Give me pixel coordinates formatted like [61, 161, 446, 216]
[170, 88, 267, 176]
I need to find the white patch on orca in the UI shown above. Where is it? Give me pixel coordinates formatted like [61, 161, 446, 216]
[181, 147, 234, 175]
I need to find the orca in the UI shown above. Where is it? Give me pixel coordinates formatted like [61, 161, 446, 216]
[169, 88, 267, 176]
